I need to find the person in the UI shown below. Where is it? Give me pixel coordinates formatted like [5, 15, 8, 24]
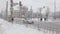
[40, 18, 42, 21]
[11, 17, 14, 23]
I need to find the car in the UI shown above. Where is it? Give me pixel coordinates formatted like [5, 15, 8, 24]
[23, 19, 34, 24]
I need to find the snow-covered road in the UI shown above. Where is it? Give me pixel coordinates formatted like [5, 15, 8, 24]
[12, 18, 60, 34]
[0, 18, 47, 34]
[0, 18, 60, 34]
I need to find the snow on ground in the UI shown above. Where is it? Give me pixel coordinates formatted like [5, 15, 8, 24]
[0, 18, 45, 34]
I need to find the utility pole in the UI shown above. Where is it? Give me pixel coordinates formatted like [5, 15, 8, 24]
[10, 0, 13, 17]
[10, 0, 14, 22]
[6, 1, 8, 20]
[54, 0, 56, 19]
[30, 6, 33, 19]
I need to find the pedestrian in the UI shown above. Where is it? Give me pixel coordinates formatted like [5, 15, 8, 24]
[11, 17, 14, 23]
[40, 18, 42, 21]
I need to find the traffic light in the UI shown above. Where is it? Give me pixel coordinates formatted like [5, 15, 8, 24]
[19, 1, 22, 6]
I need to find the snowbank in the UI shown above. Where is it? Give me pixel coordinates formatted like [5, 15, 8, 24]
[0, 19, 44, 34]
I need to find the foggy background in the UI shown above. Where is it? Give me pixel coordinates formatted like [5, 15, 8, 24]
[0, 0, 60, 13]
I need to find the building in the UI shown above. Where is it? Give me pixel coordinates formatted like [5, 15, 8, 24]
[20, 6, 28, 16]
[11, 1, 28, 18]
[13, 7, 28, 18]
[12, 6, 28, 18]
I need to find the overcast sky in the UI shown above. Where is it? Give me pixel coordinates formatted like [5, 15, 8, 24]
[0, 0, 60, 12]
